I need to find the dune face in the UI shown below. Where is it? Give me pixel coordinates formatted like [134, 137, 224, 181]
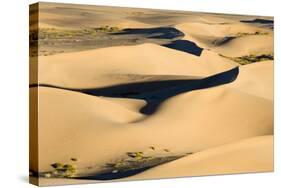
[29, 2, 274, 186]
[126, 136, 274, 180]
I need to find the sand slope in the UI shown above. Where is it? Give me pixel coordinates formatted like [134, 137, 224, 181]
[127, 135, 273, 180]
[32, 83, 273, 175]
[213, 34, 273, 57]
[134, 85, 273, 152]
[228, 61, 273, 100]
[175, 21, 273, 57]
[35, 43, 237, 88]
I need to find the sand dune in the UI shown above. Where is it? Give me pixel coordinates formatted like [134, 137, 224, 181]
[133, 85, 273, 151]
[175, 21, 273, 57]
[228, 61, 273, 100]
[30, 2, 274, 186]
[102, 97, 147, 114]
[127, 135, 273, 180]
[32, 84, 272, 175]
[35, 43, 237, 88]
[213, 34, 273, 57]
[31, 87, 144, 174]
[38, 12, 154, 30]
[176, 22, 269, 38]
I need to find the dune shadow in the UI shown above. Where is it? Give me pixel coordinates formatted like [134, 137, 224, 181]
[113, 27, 203, 56]
[162, 40, 203, 56]
[31, 67, 239, 115]
[76, 155, 184, 180]
[112, 27, 184, 40]
[240, 18, 274, 29]
[212, 36, 236, 46]
[80, 67, 239, 114]
[77, 166, 152, 180]
[240, 18, 273, 24]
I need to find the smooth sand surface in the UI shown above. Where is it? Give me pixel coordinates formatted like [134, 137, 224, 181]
[35, 43, 237, 88]
[177, 21, 271, 39]
[126, 135, 273, 180]
[102, 97, 147, 114]
[213, 34, 273, 57]
[228, 61, 273, 100]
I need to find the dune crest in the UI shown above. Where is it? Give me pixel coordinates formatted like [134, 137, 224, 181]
[36, 43, 238, 89]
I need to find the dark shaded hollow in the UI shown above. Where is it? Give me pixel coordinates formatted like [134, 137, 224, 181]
[112, 27, 185, 39]
[75, 155, 184, 180]
[162, 40, 203, 56]
[30, 67, 239, 115]
[112, 27, 204, 56]
[76, 166, 152, 180]
[240, 18, 274, 24]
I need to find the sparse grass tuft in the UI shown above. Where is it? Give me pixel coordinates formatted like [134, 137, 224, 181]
[43, 162, 77, 178]
[235, 31, 268, 37]
[70, 158, 78, 162]
[32, 26, 122, 41]
[219, 53, 273, 65]
[149, 146, 155, 150]
[103, 148, 185, 176]
[50, 163, 63, 169]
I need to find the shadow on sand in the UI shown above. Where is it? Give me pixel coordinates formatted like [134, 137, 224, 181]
[240, 18, 274, 29]
[240, 18, 273, 24]
[112, 27, 203, 56]
[112, 27, 184, 39]
[163, 40, 203, 56]
[31, 67, 239, 115]
[77, 167, 152, 180]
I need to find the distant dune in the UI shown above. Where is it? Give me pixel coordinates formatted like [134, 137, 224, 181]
[213, 34, 273, 57]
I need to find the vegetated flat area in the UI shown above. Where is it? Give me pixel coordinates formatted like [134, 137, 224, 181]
[29, 2, 274, 186]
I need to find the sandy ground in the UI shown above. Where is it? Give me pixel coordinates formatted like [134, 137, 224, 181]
[30, 2, 274, 186]
[126, 135, 273, 180]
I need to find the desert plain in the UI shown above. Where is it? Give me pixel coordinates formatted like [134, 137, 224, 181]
[29, 2, 274, 186]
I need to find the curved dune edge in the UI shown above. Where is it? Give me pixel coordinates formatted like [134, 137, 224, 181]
[175, 21, 273, 57]
[37, 135, 273, 186]
[102, 97, 147, 114]
[228, 61, 273, 100]
[35, 43, 237, 88]
[175, 22, 272, 44]
[212, 34, 273, 57]
[125, 135, 273, 180]
[176, 22, 271, 39]
[31, 84, 273, 174]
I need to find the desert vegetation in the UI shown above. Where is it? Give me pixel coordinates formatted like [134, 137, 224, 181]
[31, 26, 121, 41]
[235, 31, 268, 37]
[219, 53, 273, 65]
